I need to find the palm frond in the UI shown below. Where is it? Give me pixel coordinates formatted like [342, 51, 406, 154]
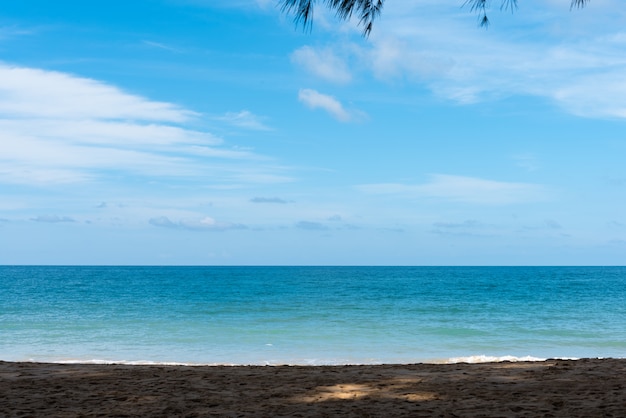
[281, 0, 590, 36]
[279, 0, 384, 37]
[280, 0, 316, 31]
[463, 0, 489, 28]
[463, 0, 518, 27]
[500, 0, 518, 12]
[465, 0, 586, 28]
[571, 0, 589, 9]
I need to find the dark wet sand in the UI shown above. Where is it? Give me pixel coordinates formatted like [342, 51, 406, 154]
[1, 358, 625, 417]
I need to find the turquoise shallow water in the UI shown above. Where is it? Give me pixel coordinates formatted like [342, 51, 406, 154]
[1, 266, 625, 365]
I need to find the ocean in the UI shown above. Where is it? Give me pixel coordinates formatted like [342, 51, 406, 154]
[1, 266, 625, 365]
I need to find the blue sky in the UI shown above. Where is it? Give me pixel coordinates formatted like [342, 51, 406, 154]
[1, 0, 625, 265]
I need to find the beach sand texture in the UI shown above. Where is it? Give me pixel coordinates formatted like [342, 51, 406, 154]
[1, 359, 625, 417]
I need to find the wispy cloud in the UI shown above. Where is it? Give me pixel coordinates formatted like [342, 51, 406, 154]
[300, 1, 626, 119]
[31, 215, 76, 223]
[141, 40, 182, 53]
[149, 216, 246, 231]
[250, 197, 289, 204]
[523, 219, 563, 230]
[217, 110, 271, 130]
[0, 25, 34, 40]
[512, 153, 540, 172]
[295, 220, 329, 230]
[431, 219, 497, 237]
[433, 220, 485, 229]
[298, 88, 363, 122]
[0, 64, 192, 121]
[0, 64, 289, 187]
[386, 3, 626, 116]
[358, 174, 547, 205]
[291, 46, 352, 83]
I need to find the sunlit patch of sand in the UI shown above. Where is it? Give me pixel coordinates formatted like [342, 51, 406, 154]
[293, 379, 439, 403]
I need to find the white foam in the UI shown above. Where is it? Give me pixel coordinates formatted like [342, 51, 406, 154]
[10, 354, 595, 367]
[443, 355, 550, 364]
[54, 359, 220, 366]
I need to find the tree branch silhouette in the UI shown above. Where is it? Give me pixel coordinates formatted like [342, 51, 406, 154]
[280, 0, 590, 36]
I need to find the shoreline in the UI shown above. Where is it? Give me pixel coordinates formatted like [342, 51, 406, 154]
[0, 354, 576, 367]
[2, 358, 625, 416]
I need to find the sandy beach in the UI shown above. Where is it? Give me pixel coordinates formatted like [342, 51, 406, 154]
[1, 358, 625, 417]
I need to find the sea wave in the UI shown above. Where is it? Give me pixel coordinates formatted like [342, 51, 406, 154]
[441, 355, 587, 364]
[16, 354, 585, 366]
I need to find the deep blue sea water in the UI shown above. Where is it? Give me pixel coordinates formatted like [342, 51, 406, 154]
[1, 266, 625, 365]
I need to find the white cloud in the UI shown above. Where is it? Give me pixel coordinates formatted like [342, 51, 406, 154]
[142, 40, 182, 53]
[0, 64, 290, 186]
[218, 110, 271, 130]
[296, 220, 329, 231]
[306, 1, 626, 119]
[250, 197, 289, 204]
[523, 219, 563, 230]
[291, 46, 352, 83]
[433, 220, 484, 229]
[0, 25, 33, 41]
[0, 64, 193, 121]
[30, 215, 76, 223]
[431, 219, 498, 237]
[298, 88, 359, 122]
[0, 119, 221, 148]
[149, 215, 246, 231]
[367, 36, 454, 82]
[357, 174, 547, 205]
[552, 73, 626, 118]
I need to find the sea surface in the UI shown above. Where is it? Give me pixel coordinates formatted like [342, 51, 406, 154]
[1, 266, 625, 365]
